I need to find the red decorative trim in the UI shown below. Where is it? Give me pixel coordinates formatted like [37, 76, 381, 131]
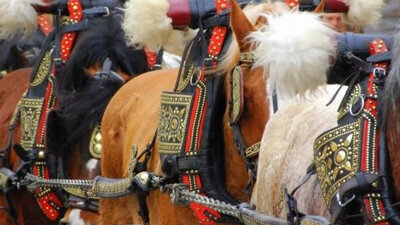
[60, 0, 83, 62]
[181, 0, 232, 224]
[359, 38, 390, 225]
[167, 0, 191, 28]
[285, 0, 299, 8]
[33, 0, 84, 220]
[38, 14, 52, 36]
[325, 0, 349, 13]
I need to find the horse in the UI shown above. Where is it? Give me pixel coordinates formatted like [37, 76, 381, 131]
[252, 85, 347, 220]
[98, 0, 336, 224]
[0, 5, 150, 225]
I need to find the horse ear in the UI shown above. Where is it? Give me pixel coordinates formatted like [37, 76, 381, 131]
[313, 0, 326, 13]
[229, 0, 257, 52]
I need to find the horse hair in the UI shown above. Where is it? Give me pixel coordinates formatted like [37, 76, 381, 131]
[49, 12, 148, 157]
[382, 29, 400, 134]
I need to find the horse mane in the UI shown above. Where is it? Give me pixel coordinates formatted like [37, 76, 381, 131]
[382, 30, 400, 136]
[49, 12, 148, 157]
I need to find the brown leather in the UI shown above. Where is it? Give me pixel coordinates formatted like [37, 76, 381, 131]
[167, 0, 191, 28]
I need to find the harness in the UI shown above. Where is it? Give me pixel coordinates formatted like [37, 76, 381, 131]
[157, 1, 261, 224]
[314, 38, 400, 224]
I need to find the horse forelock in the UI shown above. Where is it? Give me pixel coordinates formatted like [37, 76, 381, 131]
[248, 11, 335, 99]
[58, 12, 148, 94]
[383, 29, 400, 134]
[53, 13, 148, 157]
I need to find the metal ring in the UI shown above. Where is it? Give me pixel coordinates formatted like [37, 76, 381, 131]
[336, 193, 356, 207]
[349, 94, 364, 117]
[190, 68, 201, 86]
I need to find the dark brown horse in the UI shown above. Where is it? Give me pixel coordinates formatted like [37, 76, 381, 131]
[0, 10, 149, 225]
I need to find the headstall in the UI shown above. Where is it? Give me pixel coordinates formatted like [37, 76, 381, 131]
[314, 38, 398, 224]
[228, 52, 260, 191]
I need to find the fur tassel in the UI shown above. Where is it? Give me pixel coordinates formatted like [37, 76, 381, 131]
[0, 0, 44, 40]
[343, 0, 385, 26]
[122, 0, 172, 51]
[248, 12, 336, 98]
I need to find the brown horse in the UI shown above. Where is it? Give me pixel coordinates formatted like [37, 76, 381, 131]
[99, 1, 335, 224]
[0, 9, 149, 225]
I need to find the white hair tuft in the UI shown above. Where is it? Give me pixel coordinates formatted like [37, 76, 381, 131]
[0, 0, 45, 40]
[248, 12, 336, 98]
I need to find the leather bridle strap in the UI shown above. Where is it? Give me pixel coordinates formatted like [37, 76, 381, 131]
[228, 52, 260, 190]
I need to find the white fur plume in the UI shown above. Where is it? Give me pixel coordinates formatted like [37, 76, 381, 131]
[248, 12, 336, 98]
[343, 0, 385, 26]
[0, 0, 44, 40]
[122, 0, 172, 51]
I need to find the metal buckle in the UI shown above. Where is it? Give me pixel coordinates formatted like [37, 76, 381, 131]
[373, 67, 386, 80]
[336, 193, 356, 207]
[349, 94, 364, 116]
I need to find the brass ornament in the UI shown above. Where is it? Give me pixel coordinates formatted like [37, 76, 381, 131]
[31, 51, 52, 86]
[230, 65, 244, 123]
[63, 187, 99, 200]
[314, 119, 361, 206]
[245, 142, 261, 159]
[158, 92, 193, 154]
[89, 124, 102, 159]
[239, 52, 255, 64]
[20, 97, 44, 150]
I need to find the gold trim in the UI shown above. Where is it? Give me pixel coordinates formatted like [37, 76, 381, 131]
[314, 119, 361, 206]
[63, 187, 99, 200]
[239, 52, 255, 64]
[89, 124, 102, 159]
[20, 97, 44, 150]
[230, 65, 243, 123]
[158, 92, 193, 154]
[31, 51, 52, 86]
[176, 41, 195, 92]
[245, 142, 260, 159]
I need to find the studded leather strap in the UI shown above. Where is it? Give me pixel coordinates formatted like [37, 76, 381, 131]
[359, 39, 390, 225]
[32, 0, 84, 220]
[182, 1, 230, 224]
[38, 14, 52, 37]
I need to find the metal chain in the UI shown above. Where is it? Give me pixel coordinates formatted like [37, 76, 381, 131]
[25, 173, 94, 191]
[163, 184, 239, 217]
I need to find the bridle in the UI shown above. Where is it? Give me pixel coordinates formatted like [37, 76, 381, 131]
[228, 52, 260, 192]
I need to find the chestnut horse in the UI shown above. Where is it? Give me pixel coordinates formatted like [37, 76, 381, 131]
[99, 1, 335, 224]
[0, 12, 149, 225]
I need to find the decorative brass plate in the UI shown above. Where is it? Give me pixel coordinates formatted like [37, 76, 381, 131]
[230, 65, 244, 123]
[314, 119, 361, 206]
[89, 124, 102, 159]
[31, 51, 52, 86]
[20, 97, 44, 150]
[158, 92, 193, 154]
